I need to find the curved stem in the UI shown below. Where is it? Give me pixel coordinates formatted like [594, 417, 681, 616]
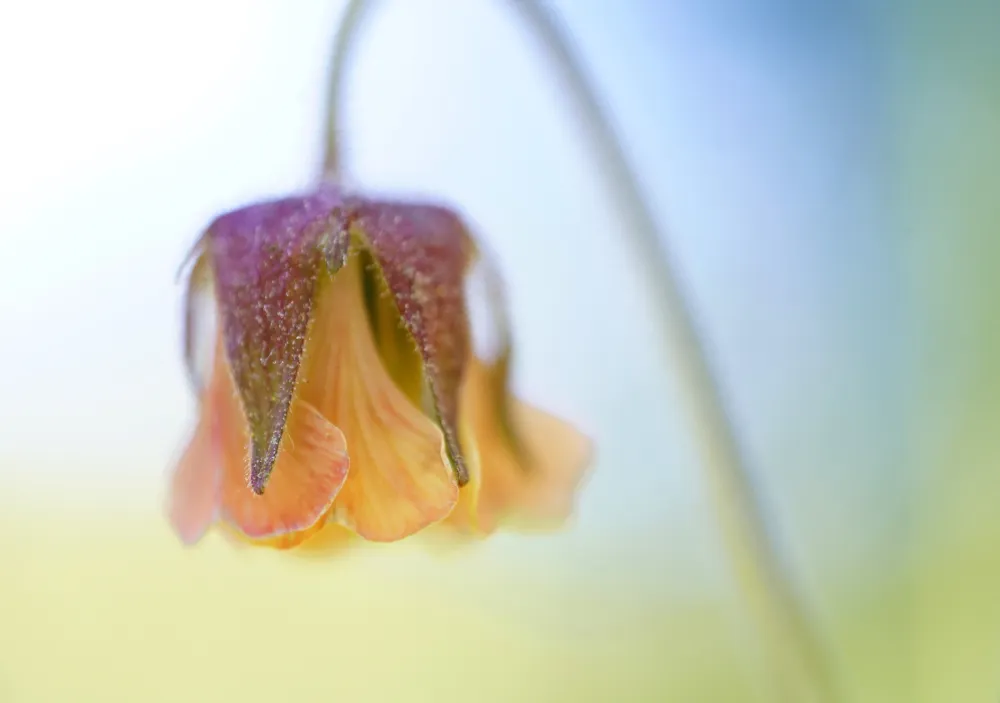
[321, 0, 370, 180]
[321, 1, 836, 700]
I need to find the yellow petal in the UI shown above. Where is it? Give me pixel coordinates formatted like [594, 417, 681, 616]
[297, 254, 458, 542]
[450, 356, 592, 534]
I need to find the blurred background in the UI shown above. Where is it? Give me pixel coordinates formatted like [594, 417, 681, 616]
[0, 0, 996, 700]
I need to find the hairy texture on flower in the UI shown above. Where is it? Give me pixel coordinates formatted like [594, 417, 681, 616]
[171, 332, 351, 545]
[344, 198, 476, 486]
[169, 185, 591, 550]
[207, 188, 347, 493]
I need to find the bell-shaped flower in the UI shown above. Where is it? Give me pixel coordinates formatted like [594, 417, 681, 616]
[169, 184, 590, 550]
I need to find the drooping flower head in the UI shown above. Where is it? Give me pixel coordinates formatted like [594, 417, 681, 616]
[170, 183, 590, 550]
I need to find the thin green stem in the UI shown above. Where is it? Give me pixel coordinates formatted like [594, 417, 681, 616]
[321, 0, 370, 180]
[321, 1, 836, 700]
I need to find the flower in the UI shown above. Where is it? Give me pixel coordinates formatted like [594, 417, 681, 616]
[169, 183, 591, 550]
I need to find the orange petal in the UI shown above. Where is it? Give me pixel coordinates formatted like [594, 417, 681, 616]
[169, 317, 227, 546]
[214, 346, 350, 541]
[450, 356, 592, 534]
[501, 401, 592, 525]
[168, 395, 221, 546]
[297, 254, 458, 542]
[169, 247, 222, 546]
[346, 199, 476, 486]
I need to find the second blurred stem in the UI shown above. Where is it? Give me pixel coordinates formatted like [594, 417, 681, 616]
[322, 1, 836, 701]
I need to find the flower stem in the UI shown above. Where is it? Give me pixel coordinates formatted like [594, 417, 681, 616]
[321, 1, 836, 700]
[321, 0, 369, 180]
